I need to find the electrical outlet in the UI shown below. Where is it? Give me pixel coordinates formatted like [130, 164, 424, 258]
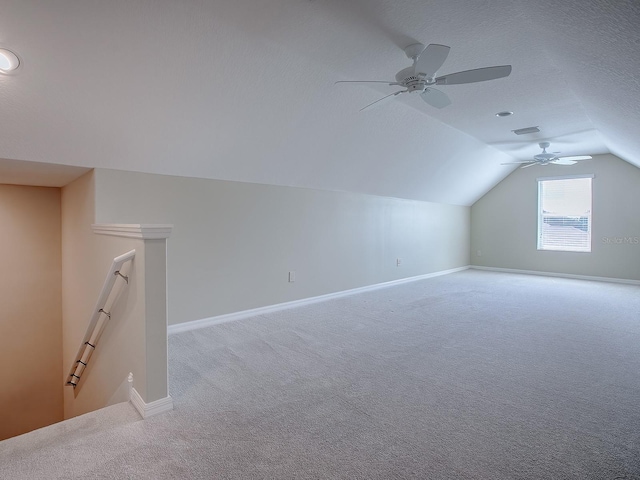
[288, 271, 296, 283]
[396, 258, 402, 266]
[476, 250, 482, 257]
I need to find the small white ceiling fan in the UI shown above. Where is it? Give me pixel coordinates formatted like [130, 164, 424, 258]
[502, 142, 593, 168]
[336, 43, 512, 111]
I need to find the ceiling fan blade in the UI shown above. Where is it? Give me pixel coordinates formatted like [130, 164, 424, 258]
[551, 159, 577, 166]
[335, 80, 401, 85]
[420, 87, 451, 109]
[557, 155, 592, 162]
[360, 90, 405, 111]
[501, 161, 536, 165]
[521, 162, 539, 169]
[435, 65, 512, 85]
[414, 44, 450, 78]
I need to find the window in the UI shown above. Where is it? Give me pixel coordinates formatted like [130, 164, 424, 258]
[537, 175, 593, 252]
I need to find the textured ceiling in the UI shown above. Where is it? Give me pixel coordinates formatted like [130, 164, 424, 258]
[0, 0, 638, 205]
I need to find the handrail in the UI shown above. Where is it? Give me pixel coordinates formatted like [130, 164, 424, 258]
[65, 250, 136, 388]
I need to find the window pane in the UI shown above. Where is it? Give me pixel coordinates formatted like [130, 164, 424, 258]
[538, 177, 592, 252]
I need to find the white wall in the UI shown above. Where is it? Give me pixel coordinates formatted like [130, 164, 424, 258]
[61, 172, 169, 417]
[0, 184, 63, 440]
[93, 169, 470, 325]
[471, 154, 640, 280]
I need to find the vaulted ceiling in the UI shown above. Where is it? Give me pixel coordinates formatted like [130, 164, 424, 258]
[1, 0, 638, 206]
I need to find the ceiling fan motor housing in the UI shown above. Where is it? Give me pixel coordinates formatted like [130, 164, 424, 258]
[534, 153, 556, 162]
[534, 142, 557, 163]
[395, 67, 431, 93]
[406, 78, 425, 92]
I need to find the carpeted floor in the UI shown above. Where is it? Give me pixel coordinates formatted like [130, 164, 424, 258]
[1, 270, 639, 479]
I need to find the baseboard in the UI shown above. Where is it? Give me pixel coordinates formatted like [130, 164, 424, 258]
[471, 265, 640, 285]
[168, 266, 470, 335]
[130, 387, 173, 419]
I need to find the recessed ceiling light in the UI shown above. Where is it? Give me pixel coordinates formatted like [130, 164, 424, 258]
[495, 111, 513, 117]
[0, 48, 21, 74]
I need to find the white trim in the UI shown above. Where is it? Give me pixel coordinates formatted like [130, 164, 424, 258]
[536, 173, 595, 181]
[130, 387, 174, 418]
[92, 223, 173, 239]
[471, 265, 640, 285]
[168, 266, 469, 335]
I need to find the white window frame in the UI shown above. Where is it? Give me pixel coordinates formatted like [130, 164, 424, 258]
[537, 174, 594, 253]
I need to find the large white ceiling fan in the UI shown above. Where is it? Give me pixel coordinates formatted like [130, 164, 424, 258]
[502, 142, 593, 168]
[336, 43, 512, 111]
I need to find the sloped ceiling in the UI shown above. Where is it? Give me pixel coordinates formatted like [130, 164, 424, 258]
[0, 0, 638, 206]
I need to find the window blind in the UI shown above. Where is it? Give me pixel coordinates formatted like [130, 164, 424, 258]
[537, 175, 593, 252]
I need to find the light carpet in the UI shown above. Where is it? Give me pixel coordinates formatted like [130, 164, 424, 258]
[1, 270, 639, 479]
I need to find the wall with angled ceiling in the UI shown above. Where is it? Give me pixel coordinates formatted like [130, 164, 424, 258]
[471, 154, 640, 281]
[7, 0, 640, 209]
[93, 168, 470, 325]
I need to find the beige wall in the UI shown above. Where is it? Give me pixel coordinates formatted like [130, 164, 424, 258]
[0, 184, 63, 440]
[471, 154, 640, 280]
[93, 169, 471, 325]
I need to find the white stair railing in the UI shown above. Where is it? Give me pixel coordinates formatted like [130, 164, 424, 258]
[65, 250, 136, 388]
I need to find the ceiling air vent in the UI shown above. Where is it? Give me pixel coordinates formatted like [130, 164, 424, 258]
[512, 126, 540, 135]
